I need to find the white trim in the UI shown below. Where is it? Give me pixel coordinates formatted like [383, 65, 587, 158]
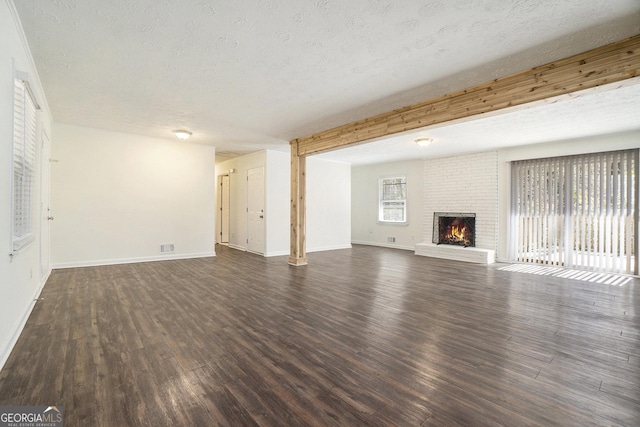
[264, 251, 290, 258]
[351, 240, 415, 251]
[376, 221, 410, 227]
[51, 252, 215, 269]
[0, 268, 50, 372]
[228, 243, 246, 252]
[11, 235, 35, 254]
[264, 250, 290, 257]
[306, 244, 352, 253]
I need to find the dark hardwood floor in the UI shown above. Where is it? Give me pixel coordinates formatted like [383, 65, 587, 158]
[1, 244, 639, 426]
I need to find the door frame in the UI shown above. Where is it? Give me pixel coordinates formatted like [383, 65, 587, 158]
[39, 128, 51, 281]
[217, 173, 230, 245]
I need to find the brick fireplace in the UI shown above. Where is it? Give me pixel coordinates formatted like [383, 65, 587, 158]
[415, 151, 498, 264]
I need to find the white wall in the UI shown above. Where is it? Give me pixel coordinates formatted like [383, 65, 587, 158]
[1, 1, 53, 370]
[51, 124, 216, 267]
[351, 159, 423, 250]
[423, 151, 499, 252]
[306, 157, 352, 252]
[265, 150, 290, 256]
[497, 130, 640, 261]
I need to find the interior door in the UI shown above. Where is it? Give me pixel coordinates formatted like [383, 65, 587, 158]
[39, 130, 51, 280]
[247, 166, 265, 254]
[219, 174, 230, 244]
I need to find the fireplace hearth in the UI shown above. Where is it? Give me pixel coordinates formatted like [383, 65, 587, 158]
[433, 212, 476, 248]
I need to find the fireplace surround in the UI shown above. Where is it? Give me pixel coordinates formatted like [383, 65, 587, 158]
[432, 212, 476, 248]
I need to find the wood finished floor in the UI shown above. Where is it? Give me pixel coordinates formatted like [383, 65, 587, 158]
[1, 244, 639, 426]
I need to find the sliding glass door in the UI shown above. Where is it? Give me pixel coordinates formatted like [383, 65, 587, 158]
[511, 149, 638, 275]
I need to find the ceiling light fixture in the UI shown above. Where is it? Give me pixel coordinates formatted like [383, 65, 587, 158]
[173, 129, 192, 140]
[415, 137, 433, 148]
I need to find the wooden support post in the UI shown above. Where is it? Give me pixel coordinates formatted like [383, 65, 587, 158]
[634, 149, 639, 276]
[289, 141, 307, 266]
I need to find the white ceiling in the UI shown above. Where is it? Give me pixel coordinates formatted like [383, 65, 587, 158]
[13, 0, 640, 164]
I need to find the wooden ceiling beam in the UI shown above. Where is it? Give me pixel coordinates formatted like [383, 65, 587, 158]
[292, 34, 640, 156]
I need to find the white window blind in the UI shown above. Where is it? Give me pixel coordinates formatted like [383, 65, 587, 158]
[12, 78, 38, 252]
[379, 176, 407, 223]
[512, 149, 638, 275]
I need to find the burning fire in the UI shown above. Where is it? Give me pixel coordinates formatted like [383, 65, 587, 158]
[444, 223, 471, 246]
[449, 225, 467, 241]
[436, 214, 475, 247]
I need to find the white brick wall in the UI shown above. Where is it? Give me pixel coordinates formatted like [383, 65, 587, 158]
[423, 151, 498, 252]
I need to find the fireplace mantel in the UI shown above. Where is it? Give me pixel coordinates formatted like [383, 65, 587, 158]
[415, 242, 495, 264]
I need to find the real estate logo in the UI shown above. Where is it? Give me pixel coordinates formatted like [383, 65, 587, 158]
[0, 406, 63, 427]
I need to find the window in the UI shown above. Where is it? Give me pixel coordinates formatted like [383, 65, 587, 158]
[511, 149, 638, 275]
[379, 176, 407, 223]
[12, 78, 38, 252]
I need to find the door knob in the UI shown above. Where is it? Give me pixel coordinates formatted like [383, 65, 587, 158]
[259, 215, 263, 218]
[47, 216, 54, 221]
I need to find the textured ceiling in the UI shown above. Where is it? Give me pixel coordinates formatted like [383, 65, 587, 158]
[12, 0, 640, 163]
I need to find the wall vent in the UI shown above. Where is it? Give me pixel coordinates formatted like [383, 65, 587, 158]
[160, 243, 175, 253]
[387, 237, 396, 243]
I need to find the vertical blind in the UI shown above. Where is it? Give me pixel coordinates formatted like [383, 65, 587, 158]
[12, 79, 38, 251]
[512, 149, 638, 275]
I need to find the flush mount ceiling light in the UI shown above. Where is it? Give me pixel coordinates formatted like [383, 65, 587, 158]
[173, 129, 192, 140]
[415, 137, 433, 148]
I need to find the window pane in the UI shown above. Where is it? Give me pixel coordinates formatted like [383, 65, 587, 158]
[382, 201, 405, 221]
[382, 178, 406, 200]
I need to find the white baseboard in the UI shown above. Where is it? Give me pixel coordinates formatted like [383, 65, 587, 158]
[268, 242, 415, 256]
[0, 268, 51, 372]
[351, 240, 415, 251]
[306, 243, 352, 253]
[264, 250, 290, 257]
[51, 252, 216, 269]
[261, 245, 356, 258]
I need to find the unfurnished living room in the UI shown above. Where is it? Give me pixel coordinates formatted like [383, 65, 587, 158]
[1, 0, 640, 426]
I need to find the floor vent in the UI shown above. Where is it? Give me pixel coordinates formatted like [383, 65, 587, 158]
[160, 243, 175, 253]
